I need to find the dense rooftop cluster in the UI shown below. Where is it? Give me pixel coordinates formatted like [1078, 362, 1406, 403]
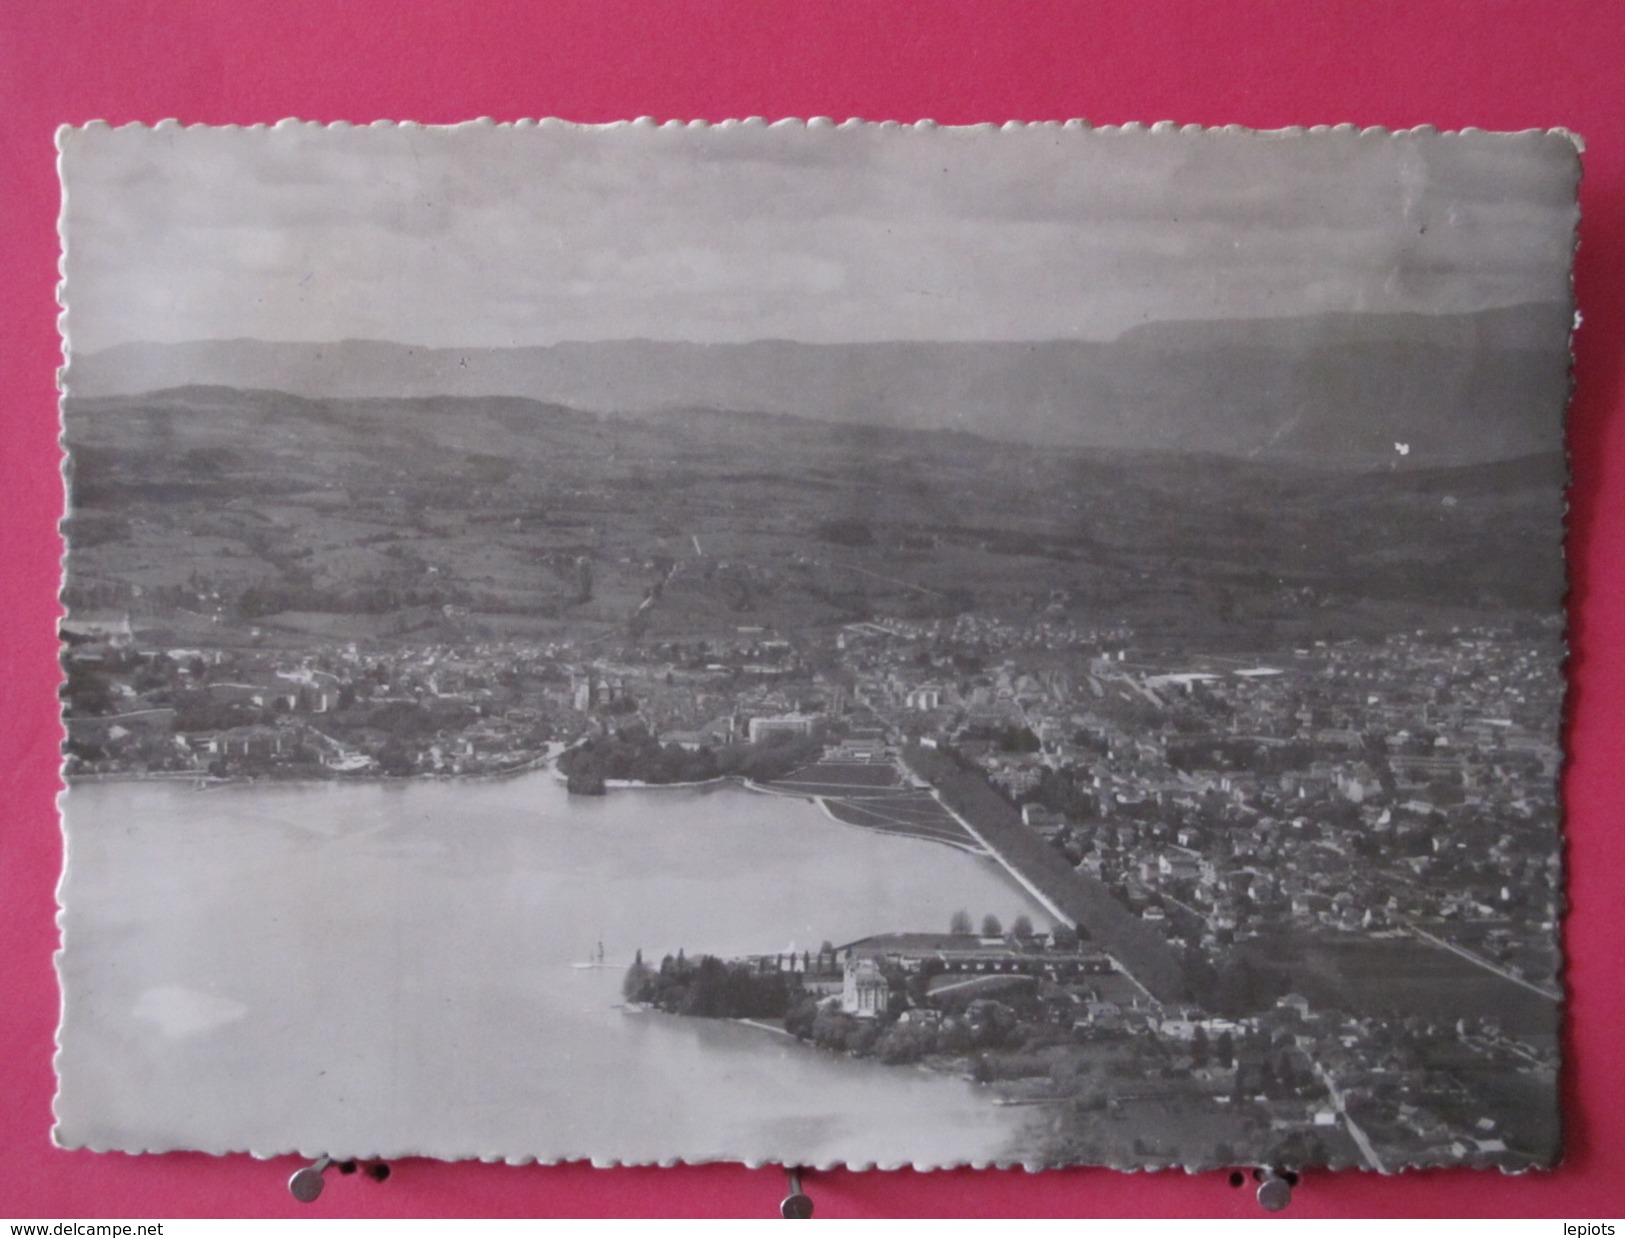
[60, 605, 1561, 1170]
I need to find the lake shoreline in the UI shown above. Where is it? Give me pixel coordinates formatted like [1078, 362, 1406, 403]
[57, 773, 1055, 1167]
[647, 1007, 998, 1091]
[66, 745, 562, 789]
[65, 758, 996, 861]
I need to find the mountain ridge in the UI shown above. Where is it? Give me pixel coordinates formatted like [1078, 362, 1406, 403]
[66, 303, 1573, 468]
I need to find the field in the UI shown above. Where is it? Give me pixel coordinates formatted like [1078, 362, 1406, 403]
[61, 385, 1566, 650]
[1237, 931, 1560, 1040]
[1300, 937, 1560, 1038]
[1048, 1094, 1368, 1172]
[766, 758, 980, 850]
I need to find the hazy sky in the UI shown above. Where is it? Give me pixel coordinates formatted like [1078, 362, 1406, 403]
[60, 120, 1579, 353]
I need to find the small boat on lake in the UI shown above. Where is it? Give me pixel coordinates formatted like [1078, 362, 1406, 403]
[571, 940, 625, 970]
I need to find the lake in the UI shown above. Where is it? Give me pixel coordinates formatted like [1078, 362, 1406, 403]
[54, 774, 1052, 1168]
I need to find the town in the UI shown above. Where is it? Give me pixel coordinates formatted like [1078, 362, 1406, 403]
[60, 602, 1562, 1169]
[60, 608, 1562, 983]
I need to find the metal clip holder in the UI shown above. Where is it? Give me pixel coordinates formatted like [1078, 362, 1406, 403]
[287, 1156, 391, 1202]
[1254, 1167, 1296, 1212]
[780, 1166, 814, 1218]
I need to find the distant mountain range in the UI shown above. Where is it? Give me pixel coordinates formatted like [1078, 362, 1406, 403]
[67, 303, 1573, 467]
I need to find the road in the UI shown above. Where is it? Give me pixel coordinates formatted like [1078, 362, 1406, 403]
[1401, 919, 1562, 1003]
[901, 744, 1188, 1003]
[1309, 1057, 1387, 1172]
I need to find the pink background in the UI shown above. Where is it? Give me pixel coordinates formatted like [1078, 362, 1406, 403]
[2, 0, 1622, 1218]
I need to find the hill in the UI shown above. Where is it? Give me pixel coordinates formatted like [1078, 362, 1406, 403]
[64, 303, 1572, 468]
[60, 386, 1567, 648]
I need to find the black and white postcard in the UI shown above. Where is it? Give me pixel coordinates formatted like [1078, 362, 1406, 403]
[55, 119, 1576, 1171]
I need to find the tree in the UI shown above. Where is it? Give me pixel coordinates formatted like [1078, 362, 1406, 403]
[376, 738, 415, 776]
[1010, 914, 1035, 939]
[1275, 1053, 1298, 1094]
[812, 1008, 857, 1051]
[62, 663, 116, 716]
[876, 1021, 936, 1065]
[906, 957, 946, 1006]
[622, 949, 652, 1001]
[784, 995, 820, 1041]
[981, 914, 1003, 937]
[998, 725, 1041, 754]
[949, 909, 973, 935]
[846, 1021, 882, 1057]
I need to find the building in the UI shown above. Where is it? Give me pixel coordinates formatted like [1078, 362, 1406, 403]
[841, 955, 890, 1018]
[204, 725, 293, 759]
[841, 932, 1114, 981]
[747, 713, 816, 744]
[572, 675, 595, 712]
[60, 611, 135, 650]
[906, 685, 943, 711]
[834, 728, 888, 759]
